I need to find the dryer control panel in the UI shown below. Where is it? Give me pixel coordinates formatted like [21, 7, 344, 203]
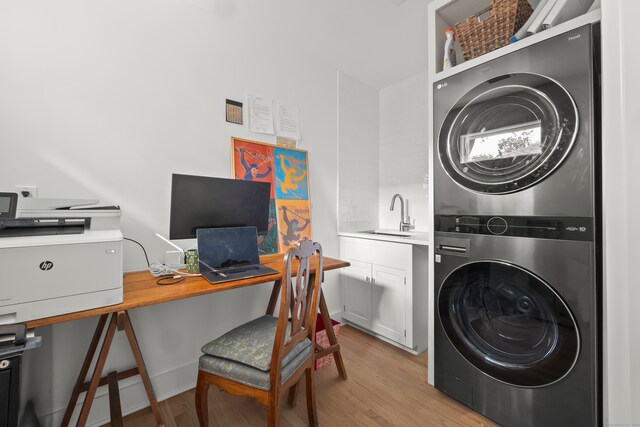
[435, 215, 594, 242]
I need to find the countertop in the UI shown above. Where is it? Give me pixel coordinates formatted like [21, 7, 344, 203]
[338, 229, 430, 246]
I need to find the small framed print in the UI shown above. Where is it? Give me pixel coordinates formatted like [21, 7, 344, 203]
[225, 99, 243, 125]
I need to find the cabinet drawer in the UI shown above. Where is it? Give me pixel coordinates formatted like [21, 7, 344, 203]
[341, 237, 412, 270]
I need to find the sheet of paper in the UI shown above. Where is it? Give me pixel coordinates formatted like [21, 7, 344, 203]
[247, 93, 275, 135]
[276, 104, 301, 140]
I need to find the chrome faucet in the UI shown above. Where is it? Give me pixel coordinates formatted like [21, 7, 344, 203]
[390, 194, 412, 232]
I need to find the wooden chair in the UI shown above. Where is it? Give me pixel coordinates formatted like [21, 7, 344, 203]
[195, 239, 323, 427]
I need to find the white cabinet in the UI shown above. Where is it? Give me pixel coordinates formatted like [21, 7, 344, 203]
[371, 264, 407, 344]
[340, 236, 428, 353]
[342, 259, 373, 326]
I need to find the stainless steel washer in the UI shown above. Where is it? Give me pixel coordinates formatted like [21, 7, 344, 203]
[433, 219, 600, 427]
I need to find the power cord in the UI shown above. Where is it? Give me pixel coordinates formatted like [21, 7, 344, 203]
[148, 262, 201, 278]
[124, 237, 201, 285]
[123, 237, 150, 267]
[156, 275, 187, 285]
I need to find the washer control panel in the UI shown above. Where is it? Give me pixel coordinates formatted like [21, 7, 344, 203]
[435, 215, 594, 241]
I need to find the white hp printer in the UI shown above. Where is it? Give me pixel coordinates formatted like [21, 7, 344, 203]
[0, 192, 123, 325]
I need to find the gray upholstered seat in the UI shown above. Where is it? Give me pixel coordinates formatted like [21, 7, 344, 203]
[199, 315, 312, 391]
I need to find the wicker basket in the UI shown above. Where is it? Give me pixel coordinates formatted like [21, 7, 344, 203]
[455, 0, 533, 61]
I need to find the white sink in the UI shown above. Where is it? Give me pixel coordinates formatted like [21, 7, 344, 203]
[339, 229, 430, 246]
[360, 229, 414, 238]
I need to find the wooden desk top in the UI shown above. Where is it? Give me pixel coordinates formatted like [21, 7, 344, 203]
[25, 254, 349, 329]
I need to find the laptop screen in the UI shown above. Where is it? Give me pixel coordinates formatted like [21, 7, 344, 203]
[196, 227, 260, 270]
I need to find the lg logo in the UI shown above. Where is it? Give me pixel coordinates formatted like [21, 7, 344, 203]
[39, 261, 54, 271]
[437, 82, 448, 90]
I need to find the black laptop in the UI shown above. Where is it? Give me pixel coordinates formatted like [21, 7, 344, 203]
[196, 226, 278, 284]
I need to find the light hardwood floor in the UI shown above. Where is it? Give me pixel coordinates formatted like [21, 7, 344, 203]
[109, 325, 493, 427]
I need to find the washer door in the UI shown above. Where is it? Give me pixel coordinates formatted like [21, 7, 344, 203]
[438, 261, 579, 387]
[438, 73, 578, 194]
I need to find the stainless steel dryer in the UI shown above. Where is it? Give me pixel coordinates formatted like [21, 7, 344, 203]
[433, 217, 600, 427]
[433, 24, 599, 217]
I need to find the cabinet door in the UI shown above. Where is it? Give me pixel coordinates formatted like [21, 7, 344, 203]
[341, 259, 372, 328]
[371, 264, 406, 345]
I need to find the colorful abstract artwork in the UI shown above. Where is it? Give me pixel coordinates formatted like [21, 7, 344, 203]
[231, 137, 312, 254]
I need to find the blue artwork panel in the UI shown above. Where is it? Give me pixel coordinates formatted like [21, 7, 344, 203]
[274, 147, 309, 200]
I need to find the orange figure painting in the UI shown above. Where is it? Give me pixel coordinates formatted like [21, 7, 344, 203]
[276, 199, 312, 250]
[232, 138, 275, 198]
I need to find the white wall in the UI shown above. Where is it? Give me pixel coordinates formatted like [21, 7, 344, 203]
[338, 72, 380, 233]
[601, 1, 640, 424]
[0, 1, 428, 425]
[378, 72, 429, 231]
[338, 71, 429, 234]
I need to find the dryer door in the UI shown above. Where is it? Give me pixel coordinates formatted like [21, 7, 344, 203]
[438, 261, 579, 387]
[438, 73, 578, 194]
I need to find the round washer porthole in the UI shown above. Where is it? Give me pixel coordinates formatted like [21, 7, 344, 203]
[438, 261, 580, 387]
[438, 73, 578, 194]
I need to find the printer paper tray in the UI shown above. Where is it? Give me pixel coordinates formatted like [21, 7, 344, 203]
[0, 287, 122, 324]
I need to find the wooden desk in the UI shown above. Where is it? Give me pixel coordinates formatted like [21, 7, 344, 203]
[26, 254, 350, 427]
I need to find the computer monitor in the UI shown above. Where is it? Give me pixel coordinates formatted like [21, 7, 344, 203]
[169, 174, 271, 240]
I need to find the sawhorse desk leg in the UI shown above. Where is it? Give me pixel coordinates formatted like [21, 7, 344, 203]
[60, 311, 164, 427]
[266, 278, 348, 380]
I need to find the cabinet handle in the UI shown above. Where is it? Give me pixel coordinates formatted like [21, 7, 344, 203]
[365, 276, 370, 283]
[371, 278, 375, 285]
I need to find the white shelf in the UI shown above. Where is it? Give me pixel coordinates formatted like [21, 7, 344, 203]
[433, 8, 601, 81]
[431, 0, 543, 27]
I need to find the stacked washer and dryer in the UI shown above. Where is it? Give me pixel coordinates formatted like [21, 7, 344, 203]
[432, 24, 601, 427]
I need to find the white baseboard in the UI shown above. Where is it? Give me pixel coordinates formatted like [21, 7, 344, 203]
[341, 319, 426, 356]
[40, 359, 199, 427]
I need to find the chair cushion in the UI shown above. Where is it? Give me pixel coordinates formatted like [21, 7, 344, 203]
[199, 343, 312, 391]
[201, 315, 310, 372]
